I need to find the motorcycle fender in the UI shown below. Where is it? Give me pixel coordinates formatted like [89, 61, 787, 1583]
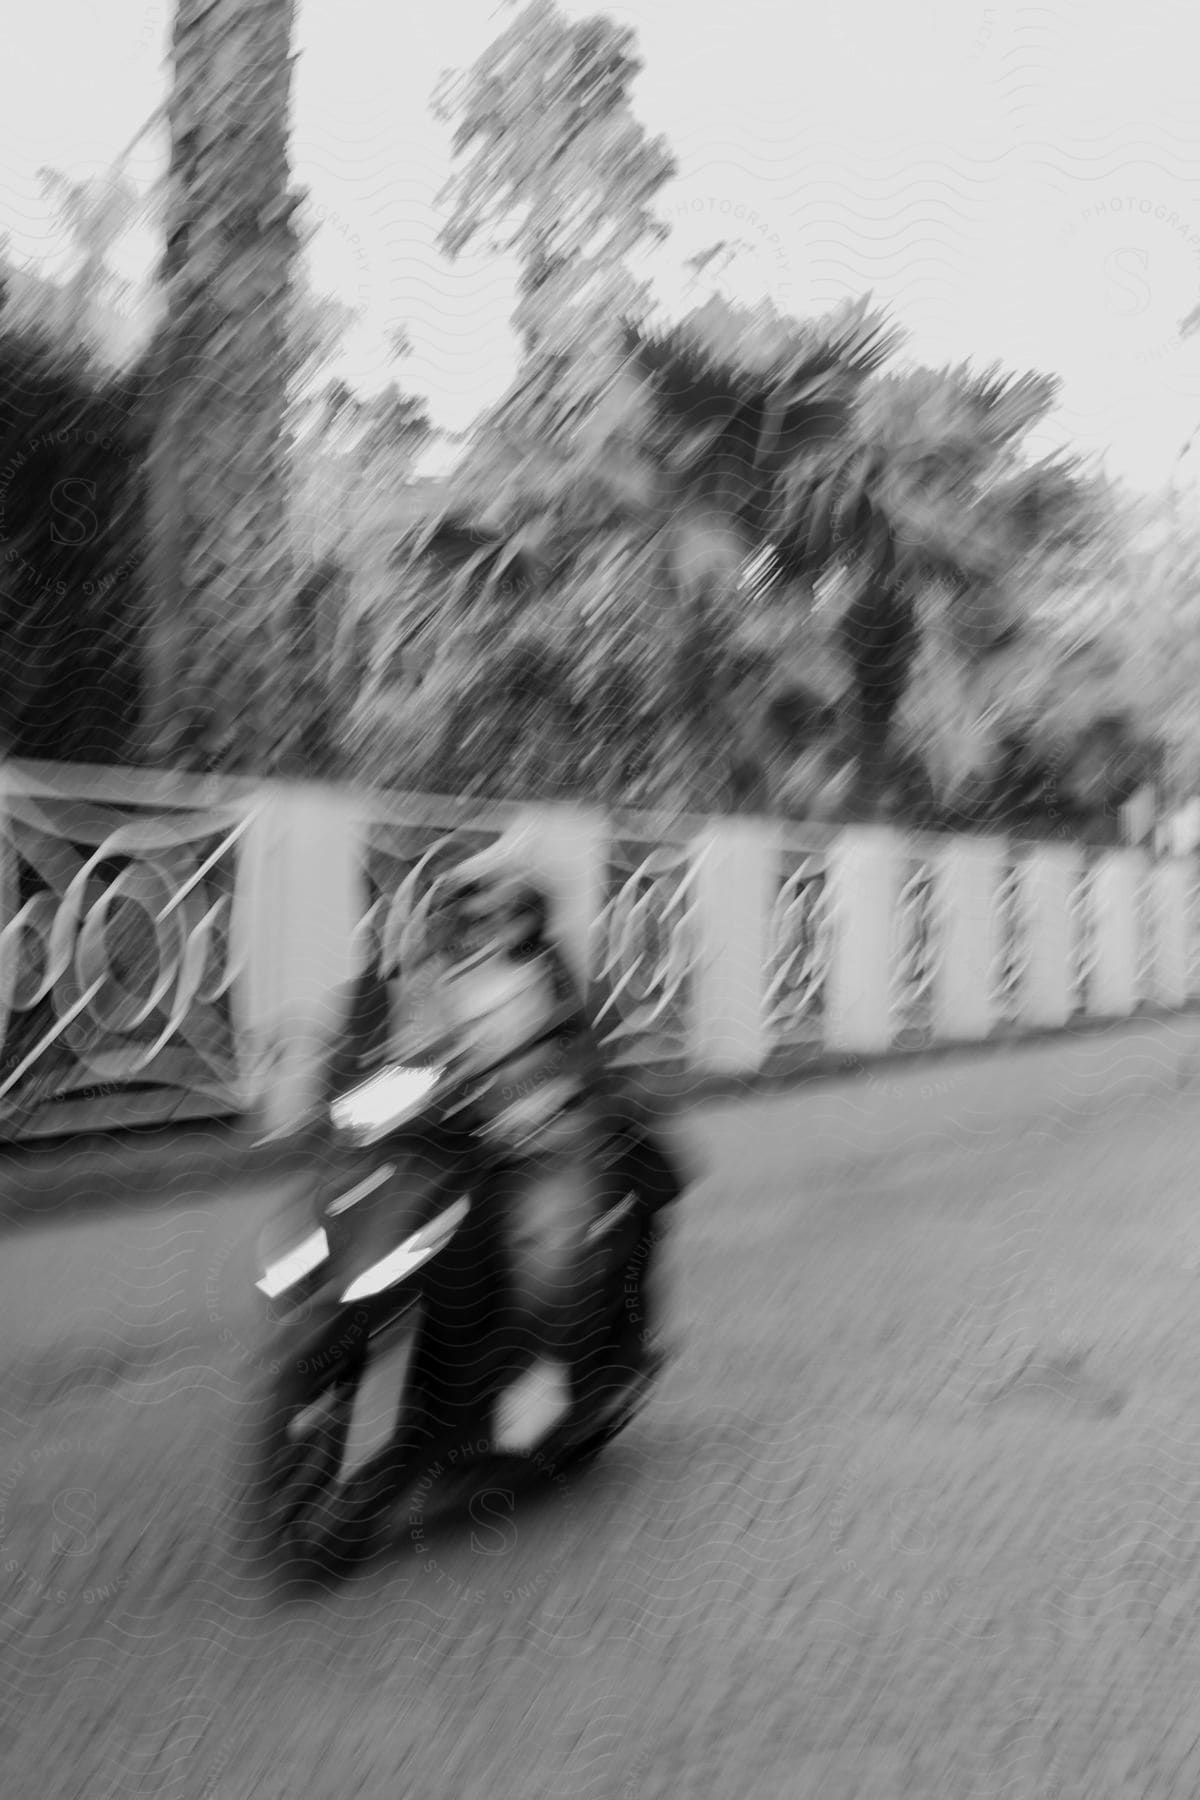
[334, 1193, 474, 1306]
[240, 1294, 358, 1388]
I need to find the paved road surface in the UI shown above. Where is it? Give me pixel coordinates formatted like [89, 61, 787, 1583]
[5, 1028, 1200, 1797]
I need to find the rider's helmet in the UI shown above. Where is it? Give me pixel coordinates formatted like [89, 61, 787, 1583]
[424, 851, 552, 962]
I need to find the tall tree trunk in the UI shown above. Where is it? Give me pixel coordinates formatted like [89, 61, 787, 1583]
[668, 507, 750, 810]
[142, 0, 298, 771]
[845, 701, 895, 822]
[840, 580, 918, 822]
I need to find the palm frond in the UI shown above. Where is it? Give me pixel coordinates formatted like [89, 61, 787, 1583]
[981, 455, 1094, 553]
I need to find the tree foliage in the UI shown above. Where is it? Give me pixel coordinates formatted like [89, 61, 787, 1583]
[0, 0, 1174, 840]
[390, 0, 1134, 825]
[0, 317, 147, 761]
[0, 158, 433, 776]
[434, 0, 676, 361]
[434, 0, 678, 536]
[366, 261, 1114, 822]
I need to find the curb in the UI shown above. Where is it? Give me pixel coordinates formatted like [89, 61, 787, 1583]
[624, 1004, 1200, 1108]
[0, 1119, 319, 1227]
[2, 1007, 1198, 1227]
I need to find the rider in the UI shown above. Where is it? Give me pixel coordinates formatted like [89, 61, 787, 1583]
[417, 856, 686, 1380]
[317, 851, 687, 1442]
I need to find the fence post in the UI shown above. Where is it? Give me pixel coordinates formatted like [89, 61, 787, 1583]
[231, 780, 366, 1134]
[1088, 848, 1142, 1018]
[0, 767, 12, 1063]
[687, 816, 774, 1077]
[824, 826, 901, 1054]
[1017, 844, 1080, 1029]
[931, 836, 1005, 1042]
[1150, 855, 1191, 1009]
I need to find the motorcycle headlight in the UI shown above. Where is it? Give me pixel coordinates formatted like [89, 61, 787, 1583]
[329, 1063, 443, 1145]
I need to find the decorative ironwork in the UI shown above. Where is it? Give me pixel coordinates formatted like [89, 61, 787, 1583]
[764, 852, 830, 1045]
[990, 860, 1029, 1026]
[1068, 860, 1098, 1014]
[359, 804, 516, 982]
[591, 839, 705, 1064]
[0, 785, 251, 1138]
[890, 859, 941, 1043]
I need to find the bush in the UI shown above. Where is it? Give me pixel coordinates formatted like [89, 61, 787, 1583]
[0, 316, 149, 762]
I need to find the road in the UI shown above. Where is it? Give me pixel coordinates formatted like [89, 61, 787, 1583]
[5, 1025, 1200, 1798]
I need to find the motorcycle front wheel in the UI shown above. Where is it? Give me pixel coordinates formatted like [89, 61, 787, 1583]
[227, 1302, 423, 1586]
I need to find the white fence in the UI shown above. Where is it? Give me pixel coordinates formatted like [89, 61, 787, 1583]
[1, 759, 1197, 1140]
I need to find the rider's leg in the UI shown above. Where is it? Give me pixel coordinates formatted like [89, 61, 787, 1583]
[495, 1125, 676, 1450]
[505, 1154, 605, 1362]
[492, 1162, 596, 1451]
[529, 1123, 672, 1377]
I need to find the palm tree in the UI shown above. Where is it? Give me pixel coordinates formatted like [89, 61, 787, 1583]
[395, 295, 893, 811]
[375, 295, 1097, 819]
[772, 362, 1097, 816]
[384, 296, 892, 810]
[142, 0, 298, 771]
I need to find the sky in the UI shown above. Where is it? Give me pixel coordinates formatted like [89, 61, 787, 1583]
[3, 0, 1200, 491]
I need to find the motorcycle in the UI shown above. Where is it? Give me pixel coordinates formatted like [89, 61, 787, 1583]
[233, 1021, 665, 1583]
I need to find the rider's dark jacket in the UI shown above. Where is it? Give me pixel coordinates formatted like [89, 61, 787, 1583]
[315, 936, 687, 1210]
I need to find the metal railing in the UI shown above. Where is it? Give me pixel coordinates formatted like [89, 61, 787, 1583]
[3, 760, 1198, 1139]
[0, 761, 255, 1137]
